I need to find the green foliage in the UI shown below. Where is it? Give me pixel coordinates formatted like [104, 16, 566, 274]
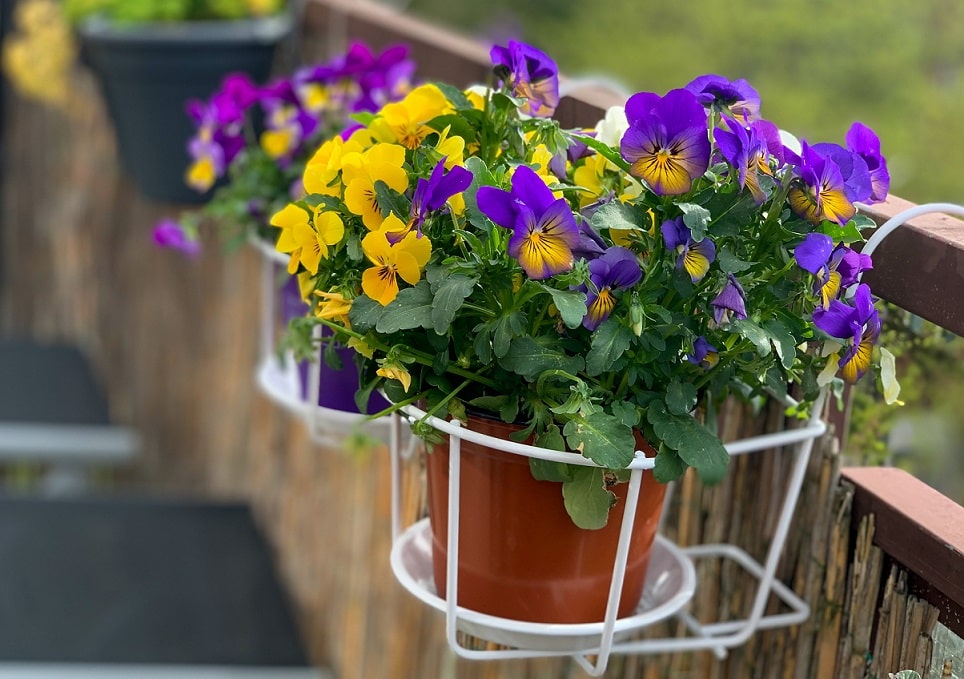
[64, 0, 284, 23]
[407, 0, 964, 206]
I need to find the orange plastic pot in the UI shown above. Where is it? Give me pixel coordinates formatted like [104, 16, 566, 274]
[425, 416, 667, 624]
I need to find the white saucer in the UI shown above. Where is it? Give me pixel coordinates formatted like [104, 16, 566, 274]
[390, 518, 696, 652]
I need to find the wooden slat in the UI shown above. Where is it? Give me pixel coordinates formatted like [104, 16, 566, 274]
[843, 467, 964, 637]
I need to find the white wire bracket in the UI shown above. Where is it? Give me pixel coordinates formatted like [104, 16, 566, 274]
[388, 390, 827, 675]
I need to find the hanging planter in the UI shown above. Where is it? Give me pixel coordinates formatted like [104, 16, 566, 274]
[250, 239, 394, 446]
[77, 12, 292, 203]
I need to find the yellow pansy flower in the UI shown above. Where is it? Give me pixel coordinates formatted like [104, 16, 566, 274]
[376, 364, 412, 393]
[342, 143, 409, 230]
[573, 154, 607, 207]
[314, 290, 353, 326]
[185, 156, 218, 193]
[361, 220, 432, 305]
[271, 204, 344, 275]
[377, 84, 452, 149]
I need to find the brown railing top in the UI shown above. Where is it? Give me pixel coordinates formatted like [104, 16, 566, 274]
[843, 466, 964, 635]
[305, 0, 964, 337]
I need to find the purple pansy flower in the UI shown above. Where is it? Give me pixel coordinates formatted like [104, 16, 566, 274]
[410, 159, 473, 229]
[846, 122, 890, 204]
[153, 219, 200, 257]
[686, 336, 719, 370]
[581, 247, 643, 330]
[794, 232, 873, 308]
[813, 283, 880, 383]
[711, 274, 747, 325]
[788, 142, 869, 226]
[621, 89, 711, 196]
[661, 217, 716, 282]
[476, 165, 580, 280]
[490, 40, 560, 117]
[685, 74, 761, 122]
[714, 115, 772, 203]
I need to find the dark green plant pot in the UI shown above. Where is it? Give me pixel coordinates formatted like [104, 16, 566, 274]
[78, 13, 292, 204]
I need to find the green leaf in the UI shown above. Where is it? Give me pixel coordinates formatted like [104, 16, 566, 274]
[589, 200, 642, 233]
[491, 311, 525, 358]
[424, 114, 476, 146]
[530, 458, 575, 483]
[679, 203, 711, 241]
[717, 246, 753, 274]
[499, 336, 584, 378]
[433, 81, 473, 109]
[653, 447, 686, 483]
[463, 156, 498, 231]
[562, 467, 615, 530]
[347, 295, 382, 333]
[575, 133, 633, 174]
[731, 319, 771, 356]
[473, 327, 492, 364]
[821, 215, 871, 244]
[765, 319, 798, 370]
[610, 401, 639, 428]
[563, 413, 636, 469]
[430, 272, 478, 335]
[542, 286, 587, 329]
[647, 405, 729, 484]
[665, 381, 698, 416]
[373, 180, 410, 220]
[349, 111, 376, 127]
[586, 320, 633, 376]
[375, 282, 434, 333]
[302, 194, 343, 211]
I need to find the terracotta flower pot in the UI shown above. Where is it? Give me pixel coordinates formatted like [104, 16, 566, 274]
[425, 415, 667, 624]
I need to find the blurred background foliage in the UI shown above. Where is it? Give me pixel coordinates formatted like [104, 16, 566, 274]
[404, 0, 964, 501]
[405, 0, 964, 205]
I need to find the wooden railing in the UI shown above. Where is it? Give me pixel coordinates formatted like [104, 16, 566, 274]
[1, 0, 961, 677]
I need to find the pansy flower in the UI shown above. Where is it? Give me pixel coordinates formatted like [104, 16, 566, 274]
[376, 84, 452, 149]
[383, 158, 473, 243]
[661, 217, 716, 282]
[270, 204, 345, 275]
[846, 122, 890, 203]
[788, 142, 871, 225]
[490, 40, 560, 118]
[686, 336, 719, 370]
[341, 143, 409, 230]
[685, 74, 761, 122]
[813, 283, 880, 383]
[621, 89, 711, 196]
[476, 165, 580, 280]
[581, 247, 643, 330]
[361, 215, 433, 305]
[711, 274, 747, 325]
[152, 219, 200, 257]
[794, 232, 873, 308]
[714, 116, 772, 203]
